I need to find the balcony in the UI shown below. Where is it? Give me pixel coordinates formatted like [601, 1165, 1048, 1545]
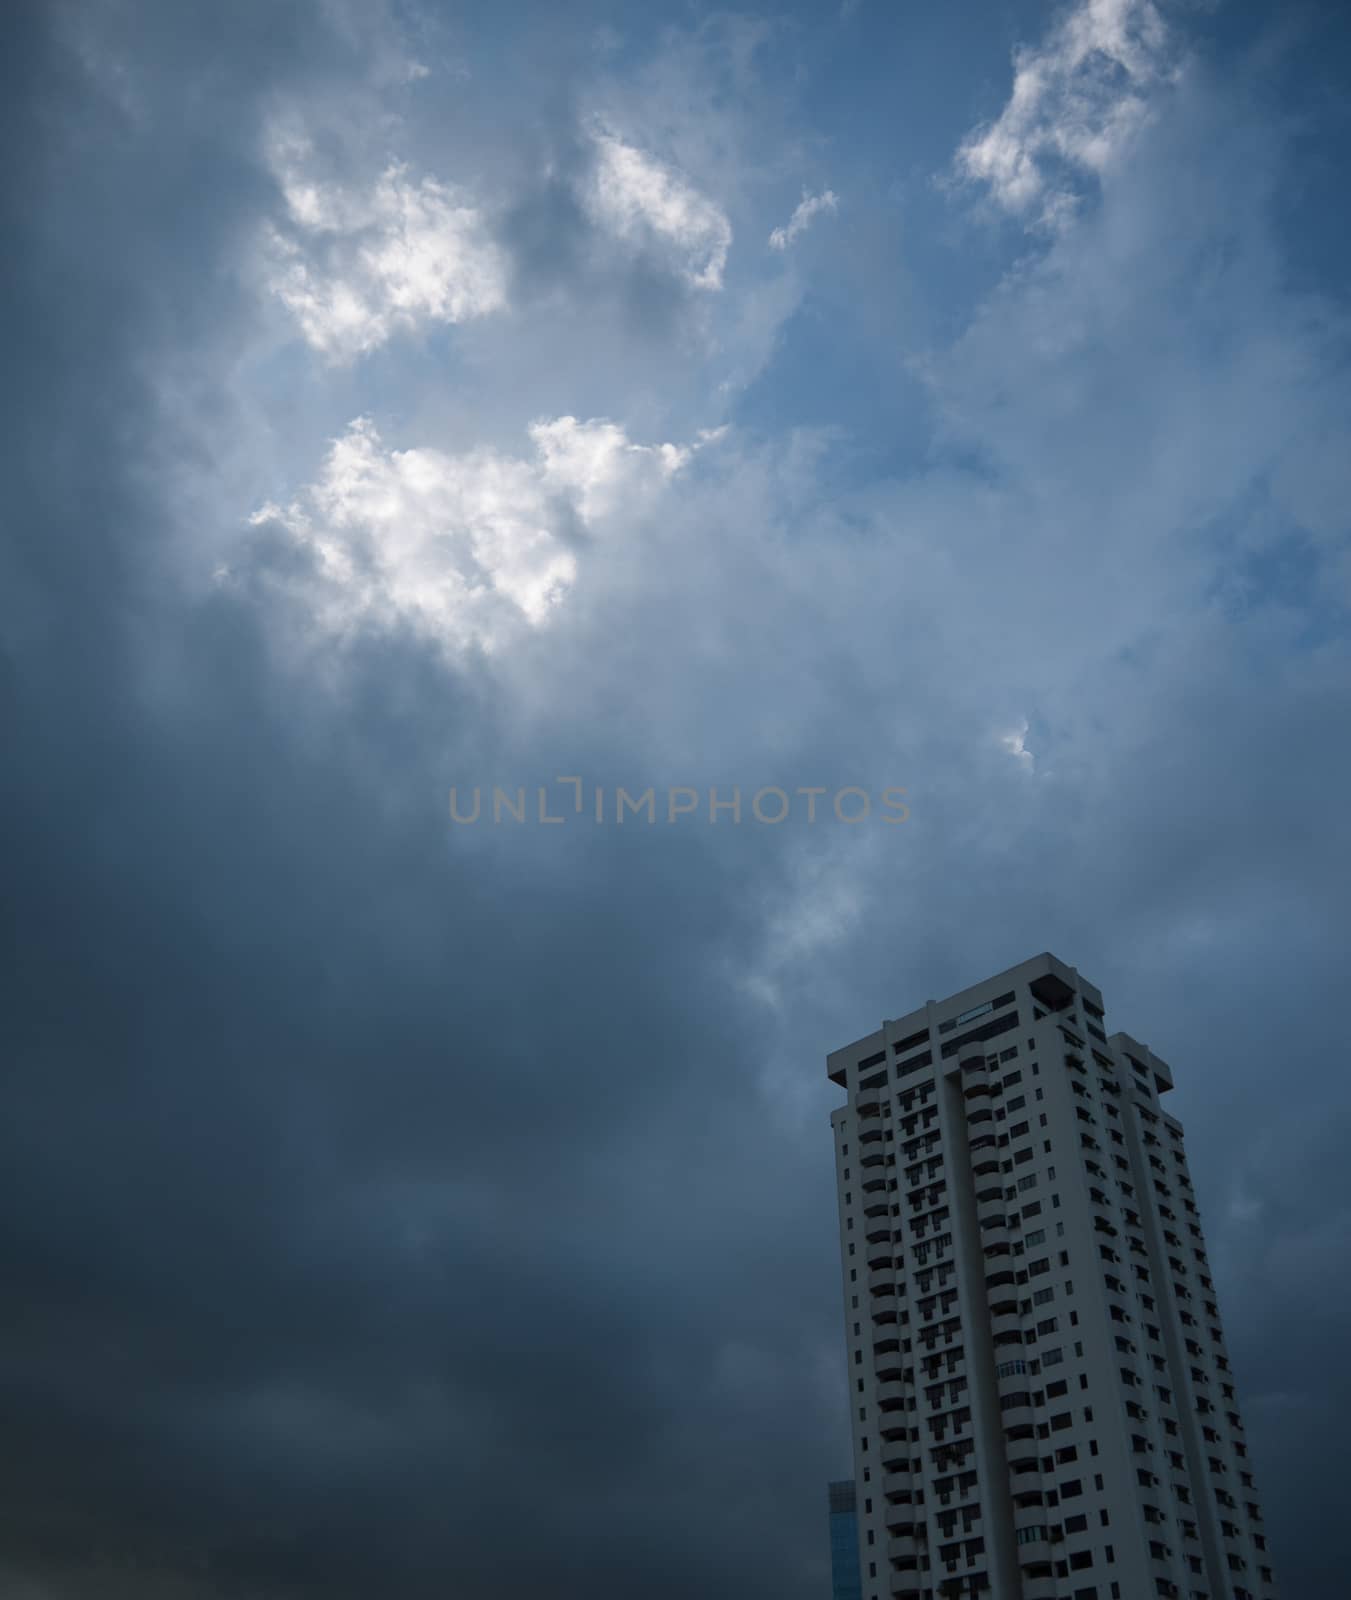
[886, 1532, 919, 1565]
[877, 1378, 908, 1409]
[1001, 1399, 1035, 1432]
[868, 1268, 896, 1295]
[995, 1362, 1030, 1393]
[991, 1310, 1022, 1341]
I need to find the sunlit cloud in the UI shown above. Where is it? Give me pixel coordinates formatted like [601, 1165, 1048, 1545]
[768, 189, 838, 251]
[955, 0, 1178, 231]
[243, 415, 709, 653]
[583, 123, 732, 289]
[261, 127, 507, 359]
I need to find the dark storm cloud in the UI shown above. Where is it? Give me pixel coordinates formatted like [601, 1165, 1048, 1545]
[2, 12, 849, 1597]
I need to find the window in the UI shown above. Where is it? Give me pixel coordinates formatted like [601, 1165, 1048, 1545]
[1033, 1287, 1056, 1306]
[1060, 1478, 1083, 1497]
[1028, 1257, 1051, 1276]
[1026, 1228, 1046, 1247]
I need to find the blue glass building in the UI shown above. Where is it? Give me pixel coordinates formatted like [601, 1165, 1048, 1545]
[828, 1479, 862, 1600]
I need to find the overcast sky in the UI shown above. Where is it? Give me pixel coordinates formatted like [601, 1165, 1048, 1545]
[3, 0, 1349, 1595]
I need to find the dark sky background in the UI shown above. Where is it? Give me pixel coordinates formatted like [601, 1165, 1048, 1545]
[4, 1, 1350, 1595]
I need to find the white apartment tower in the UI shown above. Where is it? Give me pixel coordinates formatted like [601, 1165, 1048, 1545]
[828, 953, 1278, 1600]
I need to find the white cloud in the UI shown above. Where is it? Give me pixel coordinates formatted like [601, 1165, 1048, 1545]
[583, 124, 732, 290]
[244, 416, 707, 654]
[262, 129, 506, 359]
[999, 720, 1036, 771]
[955, 0, 1178, 230]
[768, 189, 838, 251]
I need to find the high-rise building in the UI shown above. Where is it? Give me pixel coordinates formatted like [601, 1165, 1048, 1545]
[831, 1478, 865, 1600]
[827, 952, 1278, 1600]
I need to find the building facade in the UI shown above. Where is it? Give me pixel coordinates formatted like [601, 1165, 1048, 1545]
[828, 953, 1277, 1600]
[831, 1479, 865, 1600]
